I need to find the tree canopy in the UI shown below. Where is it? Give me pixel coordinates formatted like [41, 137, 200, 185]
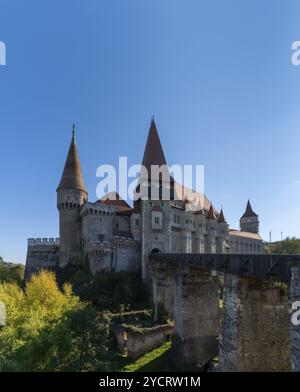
[264, 237, 300, 255]
[0, 257, 24, 285]
[0, 270, 109, 371]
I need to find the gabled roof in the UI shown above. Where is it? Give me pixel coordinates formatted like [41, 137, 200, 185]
[99, 192, 131, 212]
[241, 200, 258, 219]
[57, 128, 87, 194]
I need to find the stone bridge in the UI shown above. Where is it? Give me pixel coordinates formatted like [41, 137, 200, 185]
[150, 253, 300, 372]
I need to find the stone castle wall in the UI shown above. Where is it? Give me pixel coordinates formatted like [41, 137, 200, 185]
[24, 238, 59, 280]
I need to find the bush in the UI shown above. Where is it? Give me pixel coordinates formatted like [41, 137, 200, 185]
[59, 264, 150, 312]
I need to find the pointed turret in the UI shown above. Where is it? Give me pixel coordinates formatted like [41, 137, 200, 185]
[240, 200, 259, 234]
[137, 117, 173, 202]
[57, 126, 87, 194]
[141, 117, 167, 173]
[56, 126, 87, 267]
[241, 200, 258, 219]
[206, 204, 217, 220]
[218, 208, 226, 223]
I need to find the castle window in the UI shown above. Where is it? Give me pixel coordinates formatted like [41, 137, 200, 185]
[99, 217, 102, 222]
[135, 219, 139, 226]
[98, 234, 104, 241]
[152, 210, 163, 230]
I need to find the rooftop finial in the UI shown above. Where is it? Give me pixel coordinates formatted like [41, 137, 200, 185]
[72, 123, 75, 138]
[151, 115, 155, 123]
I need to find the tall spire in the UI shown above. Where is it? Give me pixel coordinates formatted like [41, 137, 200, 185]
[241, 200, 258, 218]
[141, 117, 167, 173]
[57, 126, 87, 194]
[218, 207, 226, 223]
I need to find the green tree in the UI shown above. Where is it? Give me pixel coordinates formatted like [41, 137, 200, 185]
[0, 257, 24, 285]
[0, 270, 109, 371]
[265, 237, 300, 255]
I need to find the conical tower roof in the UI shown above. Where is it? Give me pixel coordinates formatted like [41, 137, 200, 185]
[142, 117, 167, 173]
[57, 126, 87, 194]
[241, 200, 257, 219]
[206, 204, 217, 220]
[218, 208, 226, 223]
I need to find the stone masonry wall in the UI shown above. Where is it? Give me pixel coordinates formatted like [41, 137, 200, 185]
[112, 324, 173, 360]
[172, 266, 219, 370]
[25, 240, 59, 280]
[219, 273, 291, 372]
[152, 263, 176, 320]
[290, 266, 300, 372]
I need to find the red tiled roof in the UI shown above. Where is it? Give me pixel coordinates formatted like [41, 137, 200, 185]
[100, 192, 131, 212]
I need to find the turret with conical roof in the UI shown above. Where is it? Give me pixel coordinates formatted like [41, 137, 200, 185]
[139, 117, 173, 201]
[57, 125, 87, 194]
[206, 204, 217, 220]
[139, 118, 173, 279]
[142, 117, 167, 173]
[217, 207, 229, 253]
[240, 200, 259, 234]
[57, 126, 88, 267]
[218, 208, 226, 223]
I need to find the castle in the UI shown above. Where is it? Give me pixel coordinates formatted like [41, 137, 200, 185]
[25, 119, 263, 280]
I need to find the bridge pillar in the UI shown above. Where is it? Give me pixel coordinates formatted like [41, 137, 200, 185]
[172, 266, 219, 370]
[290, 266, 300, 372]
[152, 263, 175, 320]
[219, 273, 291, 371]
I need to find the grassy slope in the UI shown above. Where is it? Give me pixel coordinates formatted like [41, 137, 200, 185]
[115, 341, 174, 372]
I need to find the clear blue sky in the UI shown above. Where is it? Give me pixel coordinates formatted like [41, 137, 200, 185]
[0, 0, 300, 263]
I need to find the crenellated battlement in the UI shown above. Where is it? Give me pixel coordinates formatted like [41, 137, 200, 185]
[28, 238, 60, 246]
[87, 241, 112, 256]
[80, 202, 115, 217]
[113, 236, 139, 249]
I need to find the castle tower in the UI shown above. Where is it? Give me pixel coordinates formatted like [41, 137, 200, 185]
[205, 204, 218, 253]
[217, 207, 229, 253]
[239, 200, 259, 234]
[56, 126, 88, 266]
[139, 118, 173, 279]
